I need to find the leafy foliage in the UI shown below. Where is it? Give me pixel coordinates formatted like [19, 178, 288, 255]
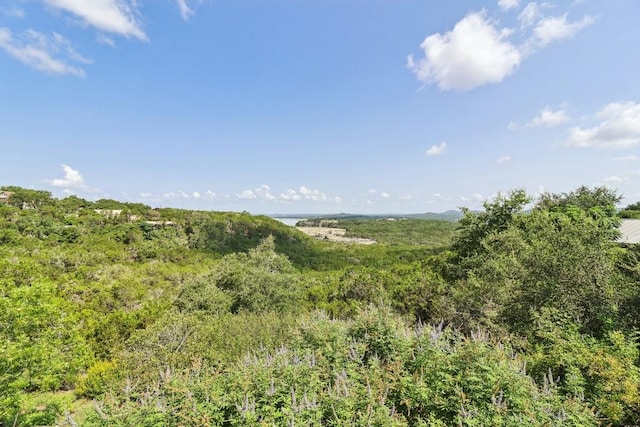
[86, 309, 600, 426]
[1, 185, 639, 426]
[303, 218, 458, 246]
[620, 201, 640, 219]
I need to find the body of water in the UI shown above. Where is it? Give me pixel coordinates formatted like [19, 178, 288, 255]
[272, 217, 304, 227]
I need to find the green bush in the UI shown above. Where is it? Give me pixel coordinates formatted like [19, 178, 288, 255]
[75, 361, 118, 398]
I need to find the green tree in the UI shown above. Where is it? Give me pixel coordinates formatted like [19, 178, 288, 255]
[452, 188, 530, 262]
[619, 201, 640, 218]
[537, 185, 621, 213]
[1, 186, 54, 210]
[536, 185, 621, 238]
[57, 194, 92, 213]
[213, 236, 305, 313]
[450, 187, 622, 336]
[0, 279, 92, 425]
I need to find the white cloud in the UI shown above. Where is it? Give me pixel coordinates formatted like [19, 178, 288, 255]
[530, 13, 594, 48]
[409, 6, 593, 91]
[96, 33, 116, 47]
[518, 2, 551, 28]
[176, 0, 195, 21]
[293, 186, 339, 202]
[459, 193, 486, 204]
[162, 191, 190, 199]
[425, 142, 447, 156]
[203, 190, 217, 200]
[46, 164, 96, 192]
[139, 190, 221, 202]
[498, 0, 519, 11]
[299, 186, 328, 202]
[234, 185, 340, 204]
[0, 28, 89, 76]
[398, 194, 413, 200]
[236, 189, 256, 200]
[137, 190, 224, 203]
[279, 189, 301, 201]
[43, 0, 147, 40]
[497, 155, 512, 163]
[380, 192, 390, 198]
[236, 185, 276, 201]
[407, 11, 521, 91]
[567, 101, 640, 149]
[526, 106, 570, 127]
[255, 184, 276, 201]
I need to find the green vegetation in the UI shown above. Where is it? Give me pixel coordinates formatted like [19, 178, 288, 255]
[298, 217, 457, 246]
[620, 201, 640, 219]
[1, 185, 639, 426]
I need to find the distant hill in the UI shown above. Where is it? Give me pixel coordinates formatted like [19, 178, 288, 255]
[269, 210, 463, 222]
[402, 210, 463, 221]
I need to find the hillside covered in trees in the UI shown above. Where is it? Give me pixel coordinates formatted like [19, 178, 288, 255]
[1, 185, 639, 426]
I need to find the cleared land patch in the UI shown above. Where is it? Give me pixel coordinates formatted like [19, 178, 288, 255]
[296, 226, 376, 244]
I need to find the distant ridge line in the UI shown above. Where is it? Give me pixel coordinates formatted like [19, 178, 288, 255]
[268, 210, 463, 222]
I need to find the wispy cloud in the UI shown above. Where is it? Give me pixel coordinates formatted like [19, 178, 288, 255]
[529, 13, 594, 49]
[298, 186, 332, 202]
[176, 0, 195, 21]
[498, 0, 520, 11]
[460, 193, 486, 203]
[96, 33, 116, 47]
[279, 189, 301, 201]
[567, 101, 640, 149]
[3, 6, 25, 18]
[518, 2, 552, 28]
[255, 184, 276, 201]
[0, 28, 90, 76]
[497, 155, 512, 163]
[236, 189, 257, 200]
[425, 142, 447, 156]
[138, 185, 343, 205]
[1, 1, 151, 73]
[0, 28, 91, 77]
[526, 106, 570, 127]
[235, 185, 340, 203]
[290, 186, 342, 203]
[163, 191, 191, 199]
[139, 189, 223, 202]
[43, 0, 147, 40]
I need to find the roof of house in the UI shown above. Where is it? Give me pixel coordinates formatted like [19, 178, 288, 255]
[618, 219, 640, 244]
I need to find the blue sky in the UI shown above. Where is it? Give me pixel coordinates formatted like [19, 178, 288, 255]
[1, 0, 639, 214]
